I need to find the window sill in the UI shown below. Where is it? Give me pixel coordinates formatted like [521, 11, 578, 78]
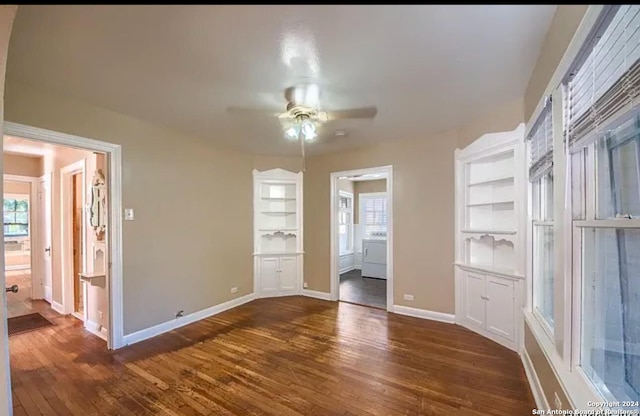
[524, 310, 602, 410]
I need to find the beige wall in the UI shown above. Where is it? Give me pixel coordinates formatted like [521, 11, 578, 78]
[4, 179, 29, 194]
[353, 179, 386, 224]
[524, 5, 588, 122]
[3, 152, 41, 177]
[525, 323, 571, 410]
[5, 80, 255, 335]
[0, 5, 19, 414]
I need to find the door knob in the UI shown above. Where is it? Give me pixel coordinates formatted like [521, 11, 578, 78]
[5, 285, 18, 293]
[44, 246, 51, 254]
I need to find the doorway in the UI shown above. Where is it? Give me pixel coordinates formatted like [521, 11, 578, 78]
[72, 170, 85, 320]
[3, 175, 38, 318]
[2, 122, 124, 350]
[330, 166, 393, 311]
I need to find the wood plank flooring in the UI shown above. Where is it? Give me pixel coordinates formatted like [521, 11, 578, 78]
[10, 296, 535, 415]
[339, 270, 386, 309]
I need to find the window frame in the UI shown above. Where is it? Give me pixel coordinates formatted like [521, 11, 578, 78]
[359, 192, 388, 239]
[338, 190, 354, 255]
[531, 171, 555, 339]
[3, 193, 30, 239]
[570, 130, 640, 404]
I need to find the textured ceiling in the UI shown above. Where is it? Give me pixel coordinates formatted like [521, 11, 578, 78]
[6, 5, 556, 155]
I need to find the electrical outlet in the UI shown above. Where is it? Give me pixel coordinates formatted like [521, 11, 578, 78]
[124, 208, 135, 221]
[98, 311, 103, 320]
[230, 287, 238, 294]
[303, 282, 308, 288]
[553, 392, 562, 409]
[404, 294, 414, 301]
[176, 310, 184, 318]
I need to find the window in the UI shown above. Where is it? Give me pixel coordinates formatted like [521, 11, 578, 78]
[528, 99, 555, 331]
[573, 118, 640, 404]
[338, 191, 353, 255]
[360, 193, 387, 239]
[3, 197, 29, 238]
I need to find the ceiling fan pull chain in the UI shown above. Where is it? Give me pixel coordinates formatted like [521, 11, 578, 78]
[298, 116, 306, 172]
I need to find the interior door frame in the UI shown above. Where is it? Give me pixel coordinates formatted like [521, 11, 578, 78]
[60, 159, 86, 320]
[330, 165, 394, 311]
[3, 122, 124, 350]
[2, 174, 39, 299]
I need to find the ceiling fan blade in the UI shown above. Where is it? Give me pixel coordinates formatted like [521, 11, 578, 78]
[324, 106, 378, 120]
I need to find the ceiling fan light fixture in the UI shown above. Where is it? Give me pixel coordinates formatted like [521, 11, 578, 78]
[285, 126, 299, 140]
[301, 119, 317, 141]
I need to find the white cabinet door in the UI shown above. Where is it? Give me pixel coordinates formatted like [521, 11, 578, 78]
[278, 256, 298, 293]
[259, 257, 279, 294]
[363, 240, 386, 264]
[464, 272, 486, 327]
[485, 276, 515, 341]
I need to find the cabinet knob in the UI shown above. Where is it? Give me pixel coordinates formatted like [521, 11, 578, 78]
[481, 295, 490, 300]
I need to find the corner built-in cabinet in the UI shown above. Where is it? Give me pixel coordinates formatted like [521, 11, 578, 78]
[454, 124, 525, 351]
[253, 169, 303, 297]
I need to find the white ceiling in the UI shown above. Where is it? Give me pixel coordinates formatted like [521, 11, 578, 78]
[6, 5, 556, 156]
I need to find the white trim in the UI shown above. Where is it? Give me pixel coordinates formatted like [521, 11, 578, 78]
[3, 121, 124, 350]
[302, 290, 332, 301]
[60, 159, 86, 318]
[524, 311, 601, 410]
[521, 346, 550, 411]
[525, 5, 606, 127]
[85, 319, 107, 341]
[51, 301, 64, 314]
[338, 190, 354, 255]
[3, 174, 39, 299]
[330, 165, 393, 311]
[573, 219, 640, 228]
[392, 305, 455, 324]
[123, 293, 256, 346]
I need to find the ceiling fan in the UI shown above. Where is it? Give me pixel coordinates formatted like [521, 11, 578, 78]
[227, 83, 377, 169]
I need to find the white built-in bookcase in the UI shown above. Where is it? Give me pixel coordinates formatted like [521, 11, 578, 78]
[454, 123, 526, 352]
[253, 169, 303, 297]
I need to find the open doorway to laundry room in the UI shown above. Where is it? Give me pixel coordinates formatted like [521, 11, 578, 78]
[330, 166, 393, 311]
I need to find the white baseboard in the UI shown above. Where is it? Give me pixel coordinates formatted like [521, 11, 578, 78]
[339, 266, 355, 274]
[122, 293, 256, 347]
[392, 305, 455, 324]
[302, 290, 332, 301]
[521, 347, 549, 410]
[85, 320, 108, 341]
[5, 265, 29, 271]
[51, 301, 64, 314]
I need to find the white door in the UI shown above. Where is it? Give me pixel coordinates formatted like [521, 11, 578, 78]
[38, 174, 53, 303]
[485, 276, 515, 341]
[259, 257, 279, 295]
[278, 256, 297, 293]
[464, 272, 486, 327]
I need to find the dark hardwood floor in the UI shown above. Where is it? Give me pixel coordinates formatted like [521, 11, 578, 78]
[339, 269, 386, 309]
[10, 296, 535, 415]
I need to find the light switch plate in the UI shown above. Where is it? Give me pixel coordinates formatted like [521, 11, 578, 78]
[124, 208, 135, 221]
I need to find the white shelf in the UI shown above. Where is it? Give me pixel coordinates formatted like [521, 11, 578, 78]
[253, 251, 304, 256]
[260, 211, 296, 215]
[467, 200, 514, 207]
[461, 229, 517, 235]
[468, 176, 514, 186]
[261, 197, 296, 201]
[258, 228, 297, 233]
[454, 262, 524, 280]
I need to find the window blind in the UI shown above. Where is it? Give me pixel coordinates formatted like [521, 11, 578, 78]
[527, 98, 553, 182]
[567, 5, 640, 150]
[362, 195, 387, 238]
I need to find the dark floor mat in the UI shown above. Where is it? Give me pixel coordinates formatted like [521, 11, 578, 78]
[7, 312, 55, 336]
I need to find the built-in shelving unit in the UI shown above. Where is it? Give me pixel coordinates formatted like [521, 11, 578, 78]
[454, 123, 526, 352]
[253, 169, 303, 297]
